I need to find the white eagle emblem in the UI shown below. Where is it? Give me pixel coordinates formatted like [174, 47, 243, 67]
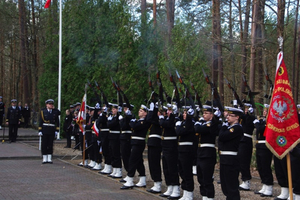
[273, 100, 287, 117]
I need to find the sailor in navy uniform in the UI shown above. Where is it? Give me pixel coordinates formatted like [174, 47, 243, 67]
[6, 99, 21, 143]
[146, 102, 163, 194]
[218, 106, 243, 200]
[107, 103, 122, 178]
[38, 99, 60, 164]
[175, 106, 196, 200]
[0, 96, 5, 130]
[194, 105, 219, 200]
[253, 104, 273, 197]
[121, 105, 150, 189]
[239, 103, 256, 191]
[159, 103, 180, 199]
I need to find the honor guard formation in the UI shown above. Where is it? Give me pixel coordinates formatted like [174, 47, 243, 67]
[2, 70, 300, 200]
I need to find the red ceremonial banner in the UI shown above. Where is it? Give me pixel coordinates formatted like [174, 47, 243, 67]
[44, 0, 51, 8]
[264, 51, 300, 159]
[76, 94, 86, 133]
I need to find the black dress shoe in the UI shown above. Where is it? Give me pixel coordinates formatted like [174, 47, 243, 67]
[47, 161, 53, 164]
[120, 185, 134, 190]
[42, 161, 47, 164]
[254, 191, 262, 195]
[167, 196, 180, 199]
[273, 197, 287, 200]
[159, 194, 170, 198]
[134, 184, 146, 188]
[119, 179, 126, 183]
[112, 175, 122, 179]
[239, 187, 250, 191]
[260, 193, 272, 197]
[147, 189, 161, 194]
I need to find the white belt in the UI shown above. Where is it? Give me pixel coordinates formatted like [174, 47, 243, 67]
[199, 143, 215, 148]
[257, 140, 266, 143]
[43, 123, 55, 127]
[244, 133, 252, 138]
[219, 151, 238, 156]
[163, 136, 177, 140]
[110, 130, 120, 134]
[131, 136, 145, 140]
[122, 130, 132, 134]
[149, 134, 161, 139]
[178, 142, 193, 146]
[101, 129, 109, 132]
[92, 131, 96, 134]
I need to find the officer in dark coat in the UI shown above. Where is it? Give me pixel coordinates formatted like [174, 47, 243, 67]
[194, 105, 219, 200]
[175, 106, 196, 200]
[146, 102, 163, 194]
[159, 103, 180, 199]
[239, 103, 256, 191]
[218, 106, 243, 200]
[0, 96, 5, 130]
[253, 104, 273, 197]
[121, 105, 151, 189]
[23, 103, 31, 128]
[107, 103, 122, 178]
[63, 109, 73, 148]
[6, 99, 21, 143]
[38, 99, 59, 164]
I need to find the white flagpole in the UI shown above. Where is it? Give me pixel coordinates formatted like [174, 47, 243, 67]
[57, 0, 62, 140]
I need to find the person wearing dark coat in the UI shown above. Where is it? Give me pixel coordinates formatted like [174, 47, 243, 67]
[175, 107, 196, 200]
[63, 109, 73, 148]
[218, 106, 243, 200]
[6, 99, 21, 143]
[38, 99, 60, 164]
[121, 105, 150, 189]
[23, 103, 31, 128]
[194, 105, 219, 200]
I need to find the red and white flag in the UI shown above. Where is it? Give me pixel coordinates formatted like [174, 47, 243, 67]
[264, 51, 300, 159]
[76, 94, 86, 133]
[44, 0, 51, 8]
[92, 122, 99, 137]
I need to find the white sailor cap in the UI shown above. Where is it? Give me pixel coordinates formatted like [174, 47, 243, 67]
[202, 105, 214, 112]
[108, 102, 118, 109]
[264, 104, 270, 109]
[11, 99, 17, 103]
[45, 99, 54, 104]
[226, 106, 243, 115]
[140, 104, 148, 112]
[244, 103, 252, 107]
[297, 104, 300, 110]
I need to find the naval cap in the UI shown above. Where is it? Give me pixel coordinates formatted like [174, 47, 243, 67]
[11, 99, 17, 103]
[45, 99, 54, 104]
[140, 104, 148, 112]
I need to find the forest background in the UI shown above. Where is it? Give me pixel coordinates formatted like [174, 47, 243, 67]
[1, 0, 300, 133]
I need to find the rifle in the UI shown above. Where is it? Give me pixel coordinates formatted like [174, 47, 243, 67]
[264, 69, 274, 99]
[156, 71, 171, 107]
[190, 81, 203, 111]
[169, 72, 181, 109]
[111, 77, 124, 111]
[242, 75, 259, 109]
[94, 81, 109, 107]
[147, 75, 158, 106]
[87, 79, 102, 105]
[224, 78, 243, 108]
[201, 68, 224, 112]
[175, 70, 195, 110]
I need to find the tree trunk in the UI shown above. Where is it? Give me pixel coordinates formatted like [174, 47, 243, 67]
[166, 0, 175, 43]
[249, 0, 258, 92]
[277, 0, 285, 41]
[153, 0, 156, 26]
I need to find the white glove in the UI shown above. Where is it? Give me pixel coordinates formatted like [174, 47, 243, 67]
[196, 106, 201, 112]
[102, 107, 107, 113]
[95, 103, 100, 109]
[118, 106, 122, 113]
[130, 118, 136, 122]
[248, 107, 254, 114]
[107, 115, 113, 120]
[175, 121, 181, 126]
[55, 131, 58, 137]
[125, 109, 132, 115]
[222, 122, 228, 127]
[38, 132, 43, 136]
[172, 105, 178, 115]
[97, 140, 101, 145]
[83, 124, 86, 129]
[149, 102, 155, 111]
[187, 108, 194, 116]
[119, 115, 123, 120]
[214, 108, 221, 117]
[159, 115, 164, 120]
[253, 119, 259, 124]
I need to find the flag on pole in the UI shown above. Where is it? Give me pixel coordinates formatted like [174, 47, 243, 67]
[92, 122, 99, 137]
[44, 0, 51, 8]
[264, 51, 300, 159]
[76, 94, 86, 133]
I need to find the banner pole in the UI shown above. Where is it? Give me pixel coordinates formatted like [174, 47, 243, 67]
[286, 153, 293, 200]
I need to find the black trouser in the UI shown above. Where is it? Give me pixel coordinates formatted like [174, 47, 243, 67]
[178, 150, 194, 192]
[41, 133, 55, 155]
[79, 132, 88, 159]
[109, 139, 122, 168]
[148, 145, 162, 182]
[0, 113, 3, 125]
[127, 144, 145, 177]
[256, 147, 273, 185]
[197, 156, 216, 198]
[162, 146, 179, 186]
[92, 135, 102, 163]
[101, 132, 111, 165]
[74, 133, 80, 149]
[274, 156, 288, 187]
[291, 153, 300, 195]
[9, 124, 18, 142]
[24, 117, 29, 128]
[65, 130, 71, 148]
[220, 161, 240, 200]
[86, 135, 94, 161]
[120, 138, 131, 172]
[238, 138, 253, 181]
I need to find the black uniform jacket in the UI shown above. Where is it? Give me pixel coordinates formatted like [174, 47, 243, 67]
[146, 107, 162, 147]
[130, 118, 151, 145]
[159, 113, 177, 147]
[38, 108, 59, 134]
[254, 117, 268, 149]
[218, 123, 243, 165]
[241, 113, 255, 138]
[6, 106, 21, 124]
[107, 113, 121, 140]
[120, 114, 133, 140]
[175, 115, 195, 152]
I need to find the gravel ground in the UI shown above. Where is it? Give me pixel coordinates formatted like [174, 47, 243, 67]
[25, 140, 282, 200]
